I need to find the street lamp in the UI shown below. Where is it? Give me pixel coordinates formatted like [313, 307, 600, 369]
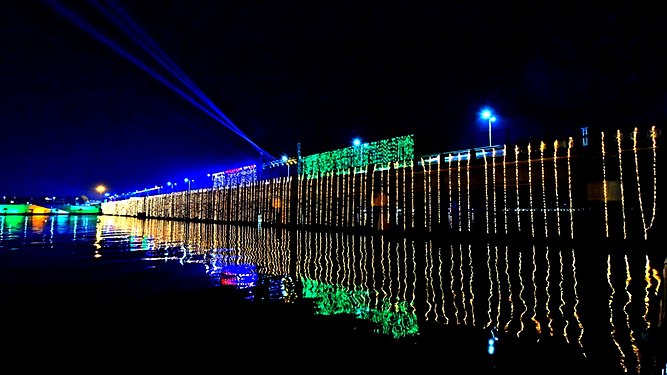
[480, 108, 497, 147]
[95, 185, 106, 201]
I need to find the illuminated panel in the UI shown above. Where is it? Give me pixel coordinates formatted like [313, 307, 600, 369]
[301, 134, 415, 178]
[212, 164, 258, 188]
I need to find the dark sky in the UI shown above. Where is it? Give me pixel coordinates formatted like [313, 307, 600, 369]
[2, 0, 666, 198]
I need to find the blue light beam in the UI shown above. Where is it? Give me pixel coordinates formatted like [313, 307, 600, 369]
[44, 0, 276, 161]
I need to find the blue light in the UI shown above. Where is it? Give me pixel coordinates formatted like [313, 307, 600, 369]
[352, 138, 362, 147]
[480, 108, 493, 120]
[281, 155, 289, 162]
[487, 336, 498, 355]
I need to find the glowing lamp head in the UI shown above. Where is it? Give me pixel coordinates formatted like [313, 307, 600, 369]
[95, 185, 106, 194]
[184, 178, 189, 183]
[480, 108, 494, 121]
[352, 138, 362, 147]
[281, 155, 289, 162]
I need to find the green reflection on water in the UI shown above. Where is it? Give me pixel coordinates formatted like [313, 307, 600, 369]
[301, 278, 420, 339]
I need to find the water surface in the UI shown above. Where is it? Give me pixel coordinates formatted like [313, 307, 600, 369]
[1, 214, 664, 374]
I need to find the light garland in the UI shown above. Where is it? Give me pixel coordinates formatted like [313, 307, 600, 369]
[528, 143, 535, 238]
[601, 132, 609, 238]
[484, 152, 490, 234]
[541, 141, 548, 238]
[553, 140, 561, 237]
[617, 130, 627, 239]
[515, 145, 522, 233]
[503, 145, 508, 234]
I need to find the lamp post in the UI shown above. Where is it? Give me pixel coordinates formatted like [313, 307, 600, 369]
[480, 108, 497, 147]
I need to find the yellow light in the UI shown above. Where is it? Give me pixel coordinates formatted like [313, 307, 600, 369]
[95, 185, 106, 194]
[601, 131, 609, 238]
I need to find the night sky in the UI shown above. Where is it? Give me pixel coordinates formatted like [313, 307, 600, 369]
[2, 0, 666, 198]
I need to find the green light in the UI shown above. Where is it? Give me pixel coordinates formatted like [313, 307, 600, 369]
[0, 204, 30, 214]
[301, 134, 415, 178]
[301, 278, 419, 339]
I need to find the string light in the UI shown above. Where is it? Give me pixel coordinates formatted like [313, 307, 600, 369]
[531, 245, 542, 335]
[103, 126, 657, 244]
[601, 132, 609, 238]
[633, 126, 659, 240]
[528, 143, 535, 238]
[515, 145, 521, 233]
[540, 141, 548, 238]
[301, 134, 414, 178]
[449, 245, 459, 324]
[502, 245, 513, 332]
[386, 162, 391, 229]
[458, 154, 463, 232]
[437, 156, 441, 227]
[467, 151, 472, 231]
[607, 254, 627, 372]
[460, 244, 469, 325]
[484, 151, 490, 234]
[448, 154, 453, 229]
[617, 130, 627, 239]
[567, 137, 574, 239]
[503, 145, 508, 234]
[422, 158, 428, 232]
[623, 255, 641, 373]
[402, 162, 407, 231]
[424, 239, 434, 321]
[492, 148, 497, 235]
[553, 140, 561, 237]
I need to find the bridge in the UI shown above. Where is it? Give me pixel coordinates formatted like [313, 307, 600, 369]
[102, 126, 662, 243]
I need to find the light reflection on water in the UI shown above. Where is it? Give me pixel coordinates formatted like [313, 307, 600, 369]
[0, 214, 664, 374]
